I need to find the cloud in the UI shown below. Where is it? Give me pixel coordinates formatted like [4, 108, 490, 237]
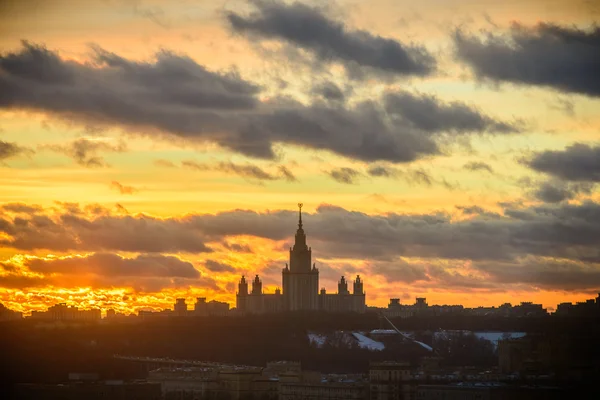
[455, 205, 501, 219]
[183, 160, 282, 182]
[154, 159, 176, 168]
[3, 201, 600, 292]
[132, 3, 171, 29]
[0, 208, 214, 253]
[0, 140, 32, 161]
[454, 23, 600, 96]
[368, 260, 429, 283]
[1, 203, 42, 214]
[0, 253, 221, 292]
[476, 256, 600, 291]
[0, 42, 516, 164]
[328, 167, 360, 184]
[226, 0, 435, 78]
[463, 161, 494, 174]
[367, 164, 400, 178]
[383, 91, 518, 134]
[4, 200, 600, 271]
[204, 259, 236, 273]
[278, 165, 298, 182]
[110, 181, 138, 195]
[223, 241, 253, 253]
[531, 181, 593, 203]
[312, 80, 345, 101]
[44, 138, 126, 167]
[27, 253, 200, 278]
[403, 168, 433, 186]
[527, 143, 600, 182]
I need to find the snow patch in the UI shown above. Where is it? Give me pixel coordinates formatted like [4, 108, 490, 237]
[474, 332, 526, 348]
[352, 332, 385, 351]
[308, 333, 326, 348]
[414, 340, 433, 351]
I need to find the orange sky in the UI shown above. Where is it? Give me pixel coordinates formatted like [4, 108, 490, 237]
[1, 0, 599, 315]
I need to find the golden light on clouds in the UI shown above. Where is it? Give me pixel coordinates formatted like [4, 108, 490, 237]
[0, 0, 599, 315]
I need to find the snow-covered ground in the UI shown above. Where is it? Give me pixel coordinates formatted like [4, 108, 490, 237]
[308, 332, 326, 348]
[473, 332, 526, 348]
[434, 330, 526, 348]
[352, 332, 385, 351]
[414, 340, 433, 351]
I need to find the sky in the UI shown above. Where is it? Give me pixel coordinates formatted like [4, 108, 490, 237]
[0, 0, 599, 315]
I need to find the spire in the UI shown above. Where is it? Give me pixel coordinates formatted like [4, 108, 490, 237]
[293, 203, 307, 250]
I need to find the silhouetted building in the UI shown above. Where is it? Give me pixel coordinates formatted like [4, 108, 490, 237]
[30, 303, 100, 322]
[555, 293, 600, 317]
[236, 204, 366, 314]
[0, 303, 22, 321]
[369, 361, 415, 400]
[194, 297, 230, 316]
[173, 298, 188, 317]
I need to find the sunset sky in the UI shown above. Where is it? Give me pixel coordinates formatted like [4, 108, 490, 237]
[1, 0, 599, 315]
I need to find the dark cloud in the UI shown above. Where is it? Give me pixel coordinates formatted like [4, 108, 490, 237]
[533, 182, 575, 203]
[4, 200, 600, 288]
[0, 42, 515, 164]
[277, 165, 298, 182]
[1, 203, 42, 214]
[454, 23, 600, 96]
[226, 0, 435, 77]
[527, 143, 600, 182]
[368, 260, 428, 283]
[0, 209, 214, 253]
[204, 259, 236, 273]
[110, 181, 138, 195]
[367, 165, 400, 178]
[476, 257, 600, 291]
[463, 161, 494, 174]
[455, 205, 501, 219]
[0, 253, 220, 292]
[154, 159, 176, 168]
[312, 81, 345, 101]
[27, 253, 200, 278]
[0, 140, 32, 161]
[403, 168, 433, 186]
[328, 167, 360, 184]
[384, 91, 518, 134]
[183, 160, 278, 182]
[367, 165, 453, 189]
[133, 4, 171, 29]
[44, 138, 126, 167]
[223, 241, 253, 253]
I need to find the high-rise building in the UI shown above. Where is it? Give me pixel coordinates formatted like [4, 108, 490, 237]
[236, 204, 366, 314]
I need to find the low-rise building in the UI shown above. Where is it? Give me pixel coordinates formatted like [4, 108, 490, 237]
[0, 303, 22, 321]
[369, 361, 416, 400]
[30, 303, 100, 322]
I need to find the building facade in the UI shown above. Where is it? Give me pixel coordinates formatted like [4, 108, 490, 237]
[236, 204, 366, 314]
[30, 303, 101, 322]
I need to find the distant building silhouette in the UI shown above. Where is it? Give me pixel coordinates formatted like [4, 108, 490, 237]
[555, 293, 600, 317]
[30, 303, 100, 321]
[0, 302, 22, 321]
[236, 204, 366, 314]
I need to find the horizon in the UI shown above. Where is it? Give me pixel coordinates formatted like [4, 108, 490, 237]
[1, 0, 600, 316]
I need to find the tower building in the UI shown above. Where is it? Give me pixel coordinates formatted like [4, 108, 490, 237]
[235, 204, 366, 314]
[282, 203, 319, 311]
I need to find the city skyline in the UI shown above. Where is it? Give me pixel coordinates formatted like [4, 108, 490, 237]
[1, 0, 600, 316]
